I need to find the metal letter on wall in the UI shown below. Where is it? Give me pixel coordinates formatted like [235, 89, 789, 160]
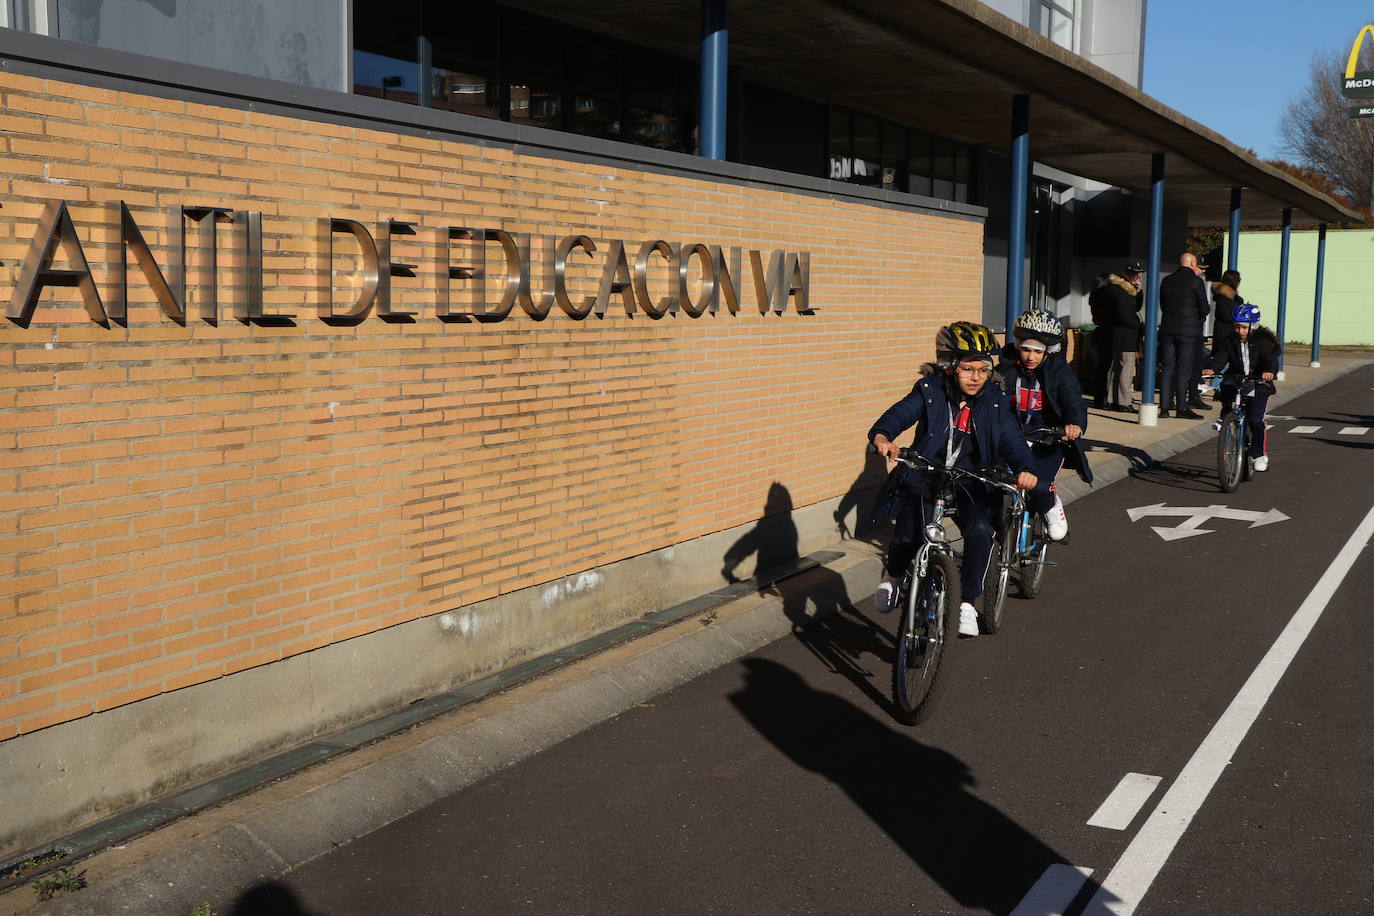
[232, 209, 281, 323]
[786, 251, 813, 313]
[376, 220, 418, 321]
[677, 243, 716, 317]
[440, 228, 519, 322]
[633, 240, 680, 318]
[7, 200, 107, 327]
[748, 249, 788, 314]
[317, 217, 379, 324]
[517, 234, 556, 320]
[710, 246, 742, 315]
[173, 206, 234, 323]
[112, 201, 184, 325]
[595, 239, 636, 317]
[554, 235, 597, 319]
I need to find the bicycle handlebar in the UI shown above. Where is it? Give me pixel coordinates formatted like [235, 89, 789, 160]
[1025, 426, 1066, 444]
[894, 448, 1022, 493]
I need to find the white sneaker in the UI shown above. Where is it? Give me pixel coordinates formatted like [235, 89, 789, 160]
[1044, 494, 1068, 542]
[958, 601, 979, 637]
[1211, 419, 1223, 431]
[1254, 455, 1269, 472]
[875, 575, 899, 613]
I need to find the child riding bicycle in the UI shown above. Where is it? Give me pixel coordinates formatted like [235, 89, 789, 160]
[1203, 303, 1279, 471]
[870, 321, 1037, 638]
[993, 308, 1093, 543]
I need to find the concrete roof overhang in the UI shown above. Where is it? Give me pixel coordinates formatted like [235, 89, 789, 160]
[504, 0, 1357, 226]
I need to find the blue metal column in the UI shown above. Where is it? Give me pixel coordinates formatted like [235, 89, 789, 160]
[1005, 94, 1030, 334]
[1227, 187, 1242, 271]
[699, 0, 728, 160]
[1311, 222, 1327, 367]
[1276, 208, 1292, 378]
[1140, 152, 1166, 426]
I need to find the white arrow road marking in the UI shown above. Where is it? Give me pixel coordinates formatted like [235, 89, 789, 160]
[1087, 774, 1163, 830]
[1127, 504, 1289, 540]
[1012, 865, 1095, 916]
[1290, 425, 1321, 434]
[1339, 427, 1369, 436]
[1085, 499, 1374, 915]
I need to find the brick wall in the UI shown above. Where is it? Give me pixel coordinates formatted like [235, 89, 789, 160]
[0, 71, 984, 743]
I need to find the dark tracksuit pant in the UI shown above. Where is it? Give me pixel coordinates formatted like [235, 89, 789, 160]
[885, 478, 1000, 600]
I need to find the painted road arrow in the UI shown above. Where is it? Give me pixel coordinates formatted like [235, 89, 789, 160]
[1126, 503, 1290, 541]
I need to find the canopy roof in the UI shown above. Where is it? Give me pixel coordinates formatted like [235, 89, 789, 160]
[509, 0, 1357, 225]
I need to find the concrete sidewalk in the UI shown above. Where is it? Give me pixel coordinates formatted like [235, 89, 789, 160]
[8, 355, 1370, 916]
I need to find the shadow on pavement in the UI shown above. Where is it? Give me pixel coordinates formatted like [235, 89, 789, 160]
[1082, 437, 1152, 471]
[231, 881, 313, 915]
[728, 658, 1116, 914]
[832, 449, 889, 545]
[720, 481, 800, 584]
[1129, 457, 1221, 492]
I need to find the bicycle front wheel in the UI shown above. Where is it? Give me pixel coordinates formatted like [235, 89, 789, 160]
[892, 552, 960, 725]
[1020, 514, 1049, 598]
[978, 505, 1016, 633]
[1217, 415, 1243, 492]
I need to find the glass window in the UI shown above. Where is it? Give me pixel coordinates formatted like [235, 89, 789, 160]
[828, 109, 852, 180]
[882, 124, 907, 191]
[851, 114, 881, 187]
[426, 1, 500, 119]
[954, 146, 973, 203]
[906, 132, 932, 197]
[353, 1, 422, 107]
[625, 49, 682, 150]
[505, 11, 564, 131]
[1038, 1, 1074, 50]
[571, 35, 621, 140]
[931, 137, 955, 201]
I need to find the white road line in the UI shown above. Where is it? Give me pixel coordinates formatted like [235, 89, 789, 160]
[1338, 427, 1369, 436]
[1289, 425, 1321, 434]
[1011, 864, 1094, 916]
[1084, 500, 1374, 915]
[1086, 774, 1163, 830]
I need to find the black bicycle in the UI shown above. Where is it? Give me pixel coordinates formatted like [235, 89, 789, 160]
[978, 426, 1062, 632]
[888, 449, 1021, 724]
[1215, 378, 1262, 493]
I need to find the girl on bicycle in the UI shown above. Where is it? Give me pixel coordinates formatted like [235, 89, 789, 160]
[869, 321, 1037, 638]
[993, 309, 1092, 543]
[1203, 303, 1279, 471]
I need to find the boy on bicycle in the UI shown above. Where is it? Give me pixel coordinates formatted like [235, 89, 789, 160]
[993, 309, 1093, 543]
[870, 321, 1037, 638]
[1203, 303, 1279, 471]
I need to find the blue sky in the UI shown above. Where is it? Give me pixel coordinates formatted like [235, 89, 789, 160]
[1142, 0, 1372, 160]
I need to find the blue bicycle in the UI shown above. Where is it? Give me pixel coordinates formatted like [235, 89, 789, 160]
[1215, 378, 1260, 493]
[978, 426, 1062, 631]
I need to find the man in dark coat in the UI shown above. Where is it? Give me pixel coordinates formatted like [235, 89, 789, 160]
[1156, 252, 1210, 419]
[1088, 260, 1144, 412]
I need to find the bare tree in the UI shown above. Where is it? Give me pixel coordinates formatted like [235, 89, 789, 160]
[1279, 43, 1374, 214]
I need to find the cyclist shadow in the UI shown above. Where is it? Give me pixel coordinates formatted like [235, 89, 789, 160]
[1081, 437, 1151, 471]
[1129, 458, 1221, 492]
[724, 482, 900, 720]
[728, 659, 1117, 914]
[832, 448, 891, 546]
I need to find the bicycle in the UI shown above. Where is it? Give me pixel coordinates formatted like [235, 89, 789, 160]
[888, 448, 1021, 724]
[1214, 378, 1263, 493]
[978, 426, 1064, 633]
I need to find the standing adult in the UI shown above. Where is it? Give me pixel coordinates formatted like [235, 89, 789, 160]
[1087, 260, 1144, 412]
[1157, 252, 1210, 419]
[1210, 269, 1244, 357]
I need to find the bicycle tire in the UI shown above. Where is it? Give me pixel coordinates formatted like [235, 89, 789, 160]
[892, 552, 960, 725]
[978, 504, 1016, 633]
[1020, 514, 1048, 598]
[1217, 415, 1243, 492]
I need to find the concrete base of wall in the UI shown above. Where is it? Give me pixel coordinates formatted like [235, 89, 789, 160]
[0, 485, 881, 859]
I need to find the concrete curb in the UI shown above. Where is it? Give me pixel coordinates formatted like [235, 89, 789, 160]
[18, 358, 1369, 915]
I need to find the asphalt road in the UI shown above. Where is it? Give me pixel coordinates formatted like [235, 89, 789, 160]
[262, 366, 1374, 916]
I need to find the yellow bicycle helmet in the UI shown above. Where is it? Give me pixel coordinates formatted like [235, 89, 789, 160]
[935, 321, 1000, 364]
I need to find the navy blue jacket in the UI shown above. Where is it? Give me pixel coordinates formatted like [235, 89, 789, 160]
[994, 345, 1094, 484]
[867, 372, 1035, 474]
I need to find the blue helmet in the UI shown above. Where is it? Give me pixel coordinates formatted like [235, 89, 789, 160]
[1231, 303, 1261, 325]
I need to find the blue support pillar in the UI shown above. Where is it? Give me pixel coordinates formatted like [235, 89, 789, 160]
[1276, 208, 1292, 377]
[1227, 187, 1242, 271]
[699, 0, 728, 160]
[1140, 152, 1166, 426]
[1311, 222, 1327, 367]
[1005, 94, 1030, 334]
